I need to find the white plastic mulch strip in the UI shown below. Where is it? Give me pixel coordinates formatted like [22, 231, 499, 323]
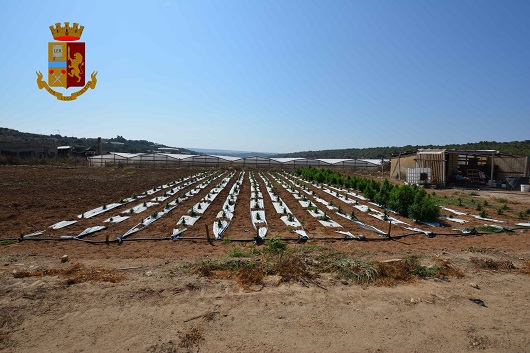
[172, 228, 187, 239]
[98, 172, 215, 241]
[442, 207, 467, 216]
[250, 199, 265, 209]
[151, 196, 170, 202]
[251, 191, 263, 199]
[212, 171, 244, 239]
[22, 231, 45, 238]
[280, 215, 302, 228]
[259, 172, 306, 237]
[258, 227, 268, 239]
[122, 195, 146, 202]
[191, 172, 233, 216]
[516, 222, 530, 227]
[175, 172, 228, 227]
[471, 215, 506, 223]
[193, 202, 210, 214]
[251, 210, 266, 224]
[352, 219, 387, 236]
[79, 203, 122, 219]
[354, 205, 370, 212]
[217, 210, 234, 220]
[272, 202, 287, 214]
[299, 200, 311, 208]
[168, 197, 188, 206]
[76, 225, 107, 239]
[337, 195, 355, 204]
[404, 226, 433, 236]
[177, 215, 200, 226]
[122, 201, 160, 214]
[121, 206, 176, 239]
[221, 201, 235, 213]
[440, 216, 467, 224]
[369, 212, 410, 225]
[213, 220, 229, 239]
[50, 220, 78, 229]
[249, 173, 268, 235]
[294, 229, 308, 239]
[117, 172, 218, 240]
[336, 230, 356, 239]
[346, 192, 368, 201]
[318, 219, 342, 228]
[104, 215, 129, 223]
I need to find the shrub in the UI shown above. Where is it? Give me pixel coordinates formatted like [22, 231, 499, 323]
[388, 184, 416, 217]
[265, 236, 286, 254]
[408, 189, 440, 222]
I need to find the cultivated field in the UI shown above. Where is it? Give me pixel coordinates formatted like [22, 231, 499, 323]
[1, 165, 529, 352]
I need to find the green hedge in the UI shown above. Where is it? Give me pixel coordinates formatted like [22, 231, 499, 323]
[294, 167, 439, 222]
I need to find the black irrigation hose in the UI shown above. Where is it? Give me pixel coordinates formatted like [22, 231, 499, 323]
[5, 227, 527, 245]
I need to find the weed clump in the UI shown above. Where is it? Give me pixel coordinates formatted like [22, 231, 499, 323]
[264, 237, 286, 254]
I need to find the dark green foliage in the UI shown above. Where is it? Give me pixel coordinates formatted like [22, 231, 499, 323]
[265, 237, 287, 254]
[374, 179, 393, 207]
[407, 188, 440, 222]
[295, 167, 439, 222]
[387, 184, 416, 217]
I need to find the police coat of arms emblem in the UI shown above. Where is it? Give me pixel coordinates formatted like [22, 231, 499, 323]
[36, 22, 98, 101]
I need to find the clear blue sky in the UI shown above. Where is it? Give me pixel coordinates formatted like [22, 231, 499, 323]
[1, 0, 529, 153]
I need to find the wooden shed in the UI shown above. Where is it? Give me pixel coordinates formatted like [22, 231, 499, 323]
[391, 149, 529, 187]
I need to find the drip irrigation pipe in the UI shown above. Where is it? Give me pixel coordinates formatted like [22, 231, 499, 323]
[5, 227, 527, 245]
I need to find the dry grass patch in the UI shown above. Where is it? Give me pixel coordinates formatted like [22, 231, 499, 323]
[187, 245, 466, 288]
[520, 261, 530, 275]
[470, 257, 516, 271]
[178, 326, 205, 349]
[372, 260, 416, 286]
[435, 259, 465, 278]
[237, 264, 265, 289]
[12, 263, 125, 285]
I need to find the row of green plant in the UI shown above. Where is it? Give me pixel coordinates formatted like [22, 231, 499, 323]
[294, 167, 439, 222]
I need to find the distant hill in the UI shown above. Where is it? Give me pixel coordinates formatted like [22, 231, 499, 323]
[189, 147, 276, 158]
[274, 141, 530, 159]
[0, 127, 195, 155]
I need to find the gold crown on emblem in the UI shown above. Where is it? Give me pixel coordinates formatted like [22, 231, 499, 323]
[49, 22, 84, 41]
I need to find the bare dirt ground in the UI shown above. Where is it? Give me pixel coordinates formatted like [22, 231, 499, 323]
[1, 165, 529, 352]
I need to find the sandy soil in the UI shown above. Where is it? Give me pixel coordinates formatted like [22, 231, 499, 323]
[1, 165, 529, 352]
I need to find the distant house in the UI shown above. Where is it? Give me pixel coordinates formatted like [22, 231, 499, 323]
[57, 145, 72, 157]
[390, 149, 529, 188]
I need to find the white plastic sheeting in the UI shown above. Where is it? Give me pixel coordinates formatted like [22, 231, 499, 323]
[213, 171, 244, 239]
[50, 220, 77, 229]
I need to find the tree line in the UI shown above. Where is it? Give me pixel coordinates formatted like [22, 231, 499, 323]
[276, 140, 530, 159]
